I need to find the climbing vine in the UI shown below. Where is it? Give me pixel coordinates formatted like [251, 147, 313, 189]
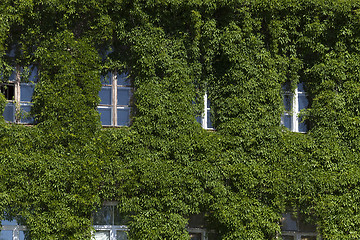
[1, 0, 360, 239]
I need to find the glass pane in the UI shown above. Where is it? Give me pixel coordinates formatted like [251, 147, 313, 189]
[117, 88, 130, 106]
[93, 206, 113, 225]
[94, 231, 110, 240]
[3, 103, 15, 122]
[98, 108, 112, 126]
[297, 82, 306, 92]
[1, 84, 15, 100]
[189, 233, 202, 240]
[28, 65, 38, 82]
[207, 110, 213, 129]
[283, 94, 292, 111]
[282, 82, 291, 92]
[20, 104, 34, 124]
[298, 118, 308, 132]
[99, 87, 112, 105]
[298, 95, 308, 110]
[301, 236, 316, 240]
[2, 219, 17, 226]
[9, 68, 16, 81]
[117, 109, 130, 126]
[282, 115, 292, 130]
[20, 83, 35, 102]
[116, 231, 128, 240]
[19, 231, 28, 240]
[101, 72, 112, 85]
[196, 116, 202, 125]
[114, 207, 130, 225]
[117, 72, 130, 86]
[0, 230, 13, 240]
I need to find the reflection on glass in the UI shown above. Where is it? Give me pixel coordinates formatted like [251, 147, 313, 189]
[116, 231, 128, 240]
[93, 206, 113, 225]
[117, 73, 130, 86]
[298, 95, 308, 110]
[0, 230, 13, 240]
[298, 119, 308, 133]
[20, 104, 34, 124]
[20, 83, 35, 102]
[99, 87, 112, 105]
[94, 231, 110, 240]
[117, 109, 130, 126]
[207, 110, 213, 129]
[98, 108, 112, 126]
[283, 94, 292, 111]
[117, 88, 130, 106]
[3, 103, 15, 122]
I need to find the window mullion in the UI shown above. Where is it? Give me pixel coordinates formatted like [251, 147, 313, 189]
[203, 93, 207, 129]
[15, 65, 21, 123]
[112, 71, 117, 126]
[292, 87, 298, 132]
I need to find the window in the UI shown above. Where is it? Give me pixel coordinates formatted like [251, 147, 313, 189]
[0, 219, 28, 240]
[93, 202, 129, 240]
[196, 93, 214, 130]
[281, 83, 309, 132]
[280, 213, 318, 240]
[1, 65, 37, 124]
[188, 228, 207, 240]
[98, 72, 131, 127]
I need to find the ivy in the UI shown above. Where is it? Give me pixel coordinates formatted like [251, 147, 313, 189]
[1, 0, 360, 239]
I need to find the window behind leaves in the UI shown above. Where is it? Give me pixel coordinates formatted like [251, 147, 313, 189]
[281, 83, 309, 132]
[97, 72, 132, 127]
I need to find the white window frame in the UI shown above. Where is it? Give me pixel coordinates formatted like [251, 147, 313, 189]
[198, 93, 214, 130]
[1, 220, 27, 240]
[281, 83, 308, 133]
[1, 65, 36, 124]
[98, 71, 131, 127]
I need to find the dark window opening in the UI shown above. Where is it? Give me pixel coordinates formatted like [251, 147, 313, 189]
[1, 84, 15, 100]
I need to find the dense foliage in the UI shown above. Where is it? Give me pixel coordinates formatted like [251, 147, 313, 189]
[1, 0, 360, 239]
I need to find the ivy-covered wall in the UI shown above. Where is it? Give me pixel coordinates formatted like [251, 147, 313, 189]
[1, 0, 360, 239]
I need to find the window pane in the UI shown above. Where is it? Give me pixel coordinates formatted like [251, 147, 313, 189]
[117, 109, 130, 126]
[282, 115, 292, 130]
[196, 116, 202, 125]
[0, 230, 13, 240]
[116, 231, 128, 240]
[20, 104, 34, 124]
[20, 83, 35, 102]
[101, 72, 112, 85]
[19, 231, 28, 240]
[117, 73, 130, 86]
[98, 108, 112, 126]
[9, 68, 16, 81]
[3, 103, 15, 122]
[2, 219, 17, 226]
[114, 207, 130, 225]
[99, 87, 112, 105]
[94, 231, 110, 240]
[28, 65, 38, 82]
[207, 110, 213, 129]
[283, 94, 292, 111]
[297, 82, 306, 92]
[1, 84, 15, 100]
[117, 88, 130, 106]
[298, 118, 308, 133]
[93, 206, 113, 225]
[298, 95, 308, 111]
